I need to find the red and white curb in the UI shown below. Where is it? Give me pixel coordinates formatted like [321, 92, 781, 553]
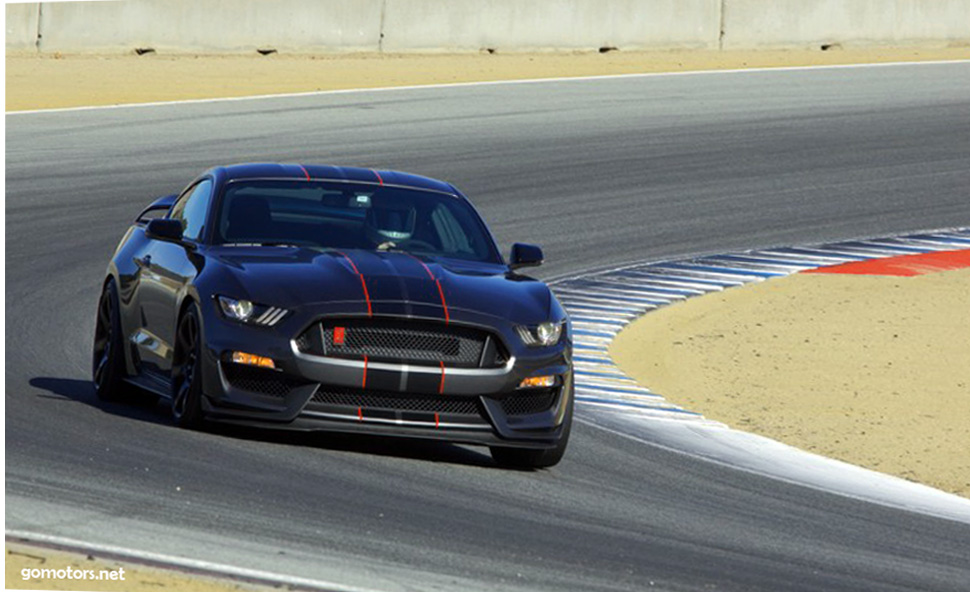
[553, 227, 970, 423]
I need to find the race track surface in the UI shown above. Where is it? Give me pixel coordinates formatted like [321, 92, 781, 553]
[7, 62, 970, 591]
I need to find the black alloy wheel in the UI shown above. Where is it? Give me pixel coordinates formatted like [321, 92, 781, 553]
[92, 279, 128, 401]
[171, 304, 206, 429]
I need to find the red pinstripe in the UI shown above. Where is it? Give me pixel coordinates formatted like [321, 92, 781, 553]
[404, 253, 449, 325]
[358, 275, 373, 316]
[405, 253, 435, 280]
[435, 279, 450, 324]
[335, 251, 373, 317]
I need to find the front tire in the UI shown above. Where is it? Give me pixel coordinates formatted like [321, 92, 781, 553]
[490, 397, 573, 469]
[92, 279, 129, 401]
[171, 304, 206, 429]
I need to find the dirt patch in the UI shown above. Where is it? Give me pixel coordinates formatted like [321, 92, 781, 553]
[610, 267, 970, 498]
[5, 543, 267, 591]
[6, 47, 969, 111]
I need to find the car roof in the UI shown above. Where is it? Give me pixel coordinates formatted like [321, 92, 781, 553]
[210, 163, 459, 196]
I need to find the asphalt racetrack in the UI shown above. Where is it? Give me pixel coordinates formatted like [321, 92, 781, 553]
[6, 62, 970, 591]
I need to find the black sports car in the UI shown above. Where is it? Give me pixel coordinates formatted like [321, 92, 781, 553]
[93, 164, 573, 467]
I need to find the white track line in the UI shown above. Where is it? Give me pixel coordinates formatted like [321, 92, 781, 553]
[6, 530, 378, 592]
[8, 59, 970, 116]
[579, 417, 970, 524]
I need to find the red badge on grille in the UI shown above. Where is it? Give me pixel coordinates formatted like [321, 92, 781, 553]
[333, 326, 346, 346]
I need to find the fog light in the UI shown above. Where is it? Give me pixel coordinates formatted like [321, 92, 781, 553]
[231, 351, 275, 369]
[518, 375, 556, 388]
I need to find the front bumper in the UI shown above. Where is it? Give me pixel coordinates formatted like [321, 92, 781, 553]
[197, 303, 573, 449]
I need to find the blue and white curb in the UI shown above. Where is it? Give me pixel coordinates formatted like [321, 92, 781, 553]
[552, 228, 970, 424]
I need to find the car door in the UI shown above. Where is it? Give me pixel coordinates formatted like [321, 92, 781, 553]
[136, 178, 214, 374]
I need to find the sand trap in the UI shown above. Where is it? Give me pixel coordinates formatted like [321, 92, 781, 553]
[611, 267, 970, 498]
[6, 47, 969, 111]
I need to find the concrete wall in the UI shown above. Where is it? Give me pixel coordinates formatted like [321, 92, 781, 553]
[723, 0, 970, 49]
[381, 0, 720, 51]
[5, 3, 40, 50]
[9, 0, 384, 53]
[6, 0, 970, 53]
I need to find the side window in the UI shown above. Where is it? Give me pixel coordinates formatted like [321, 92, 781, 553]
[429, 203, 484, 258]
[169, 179, 214, 242]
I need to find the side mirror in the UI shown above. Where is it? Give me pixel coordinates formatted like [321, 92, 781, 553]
[509, 243, 544, 270]
[146, 218, 184, 242]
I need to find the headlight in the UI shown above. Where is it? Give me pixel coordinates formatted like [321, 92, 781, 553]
[515, 321, 563, 347]
[217, 296, 288, 327]
[218, 296, 254, 321]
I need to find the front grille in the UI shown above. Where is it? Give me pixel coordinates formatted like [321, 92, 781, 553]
[223, 363, 305, 398]
[501, 389, 558, 415]
[295, 330, 312, 352]
[311, 387, 480, 415]
[338, 324, 461, 359]
[297, 318, 506, 368]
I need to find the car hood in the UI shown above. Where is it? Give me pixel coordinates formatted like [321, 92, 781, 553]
[208, 247, 552, 325]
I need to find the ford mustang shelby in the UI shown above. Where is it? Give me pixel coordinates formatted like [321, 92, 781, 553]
[93, 164, 572, 467]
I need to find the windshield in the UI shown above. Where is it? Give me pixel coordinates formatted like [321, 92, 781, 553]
[213, 180, 502, 263]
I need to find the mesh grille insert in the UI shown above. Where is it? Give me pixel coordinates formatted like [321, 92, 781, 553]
[294, 331, 312, 353]
[223, 364, 305, 398]
[298, 318, 505, 368]
[501, 390, 558, 415]
[342, 325, 461, 358]
[311, 387, 480, 415]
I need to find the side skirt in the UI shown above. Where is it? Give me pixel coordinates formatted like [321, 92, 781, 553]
[124, 370, 172, 399]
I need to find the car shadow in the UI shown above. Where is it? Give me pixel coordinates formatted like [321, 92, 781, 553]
[29, 376, 169, 424]
[29, 376, 502, 469]
[211, 423, 499, 468]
